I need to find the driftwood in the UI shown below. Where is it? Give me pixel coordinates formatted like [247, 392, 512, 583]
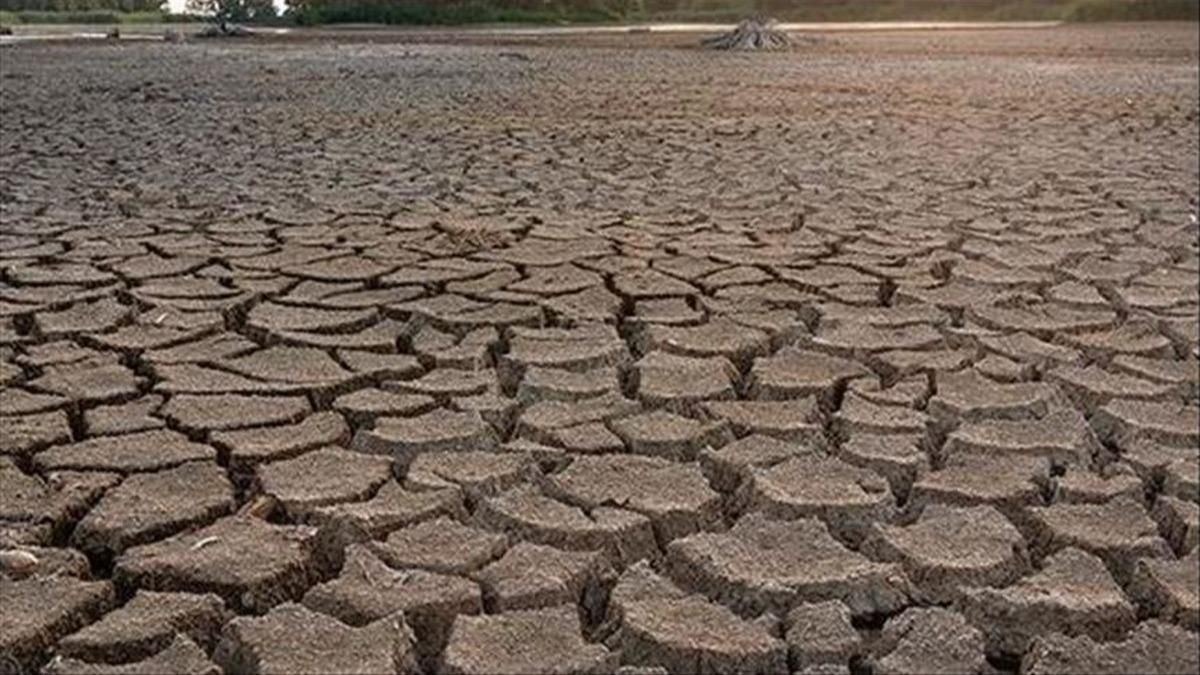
[702, 17, 793, 51]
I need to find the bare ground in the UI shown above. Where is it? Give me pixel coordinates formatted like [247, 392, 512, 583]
[1, 22, 1198, 675]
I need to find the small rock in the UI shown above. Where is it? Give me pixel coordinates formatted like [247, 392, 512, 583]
[0, 546, 89, 580]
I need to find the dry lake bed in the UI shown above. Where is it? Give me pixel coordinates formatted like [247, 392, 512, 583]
[1, 21, 1198, 675]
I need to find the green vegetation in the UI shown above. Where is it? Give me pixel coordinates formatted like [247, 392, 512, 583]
[187, 0, 274, 23]
[0, 0, 192, 23]
[286, 0, 614, 25]
[655, 0, 1200, 22]
[1064, 0, 1198, 21]
[649, 0, 1067, 22]
[1, 0, 1195, 26]
[0, 8, 197, 21]
[286, 0, 1200, 25]
[0, 0, 161, 10]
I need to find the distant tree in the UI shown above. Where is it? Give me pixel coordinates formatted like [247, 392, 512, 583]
[0, 0, 164, 10]
[592, 0, 644, 20]
[187, 0, 274, 31]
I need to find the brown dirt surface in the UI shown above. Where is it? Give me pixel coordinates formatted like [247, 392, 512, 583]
[0, 20, 1197, 675]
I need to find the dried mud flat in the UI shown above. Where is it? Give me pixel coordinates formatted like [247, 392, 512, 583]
[1, 22, 1199, 675]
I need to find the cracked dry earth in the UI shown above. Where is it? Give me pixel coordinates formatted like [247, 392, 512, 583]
[1, 22, 1199, 675]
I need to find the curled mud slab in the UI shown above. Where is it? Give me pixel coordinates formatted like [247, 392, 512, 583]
[1, 22, 1198, 675]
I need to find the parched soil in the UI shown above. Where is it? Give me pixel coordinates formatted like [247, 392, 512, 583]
[1, 22, 1198, 675]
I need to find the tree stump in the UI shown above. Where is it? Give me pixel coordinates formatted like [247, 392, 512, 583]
[702, 17, 793, 51]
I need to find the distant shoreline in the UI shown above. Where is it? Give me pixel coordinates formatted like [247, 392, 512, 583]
[2, 20, 1078, 44]
[2, 0, 1197, 29]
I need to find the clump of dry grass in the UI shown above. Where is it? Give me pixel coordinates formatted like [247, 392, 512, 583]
[437, 216, 519, 251]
